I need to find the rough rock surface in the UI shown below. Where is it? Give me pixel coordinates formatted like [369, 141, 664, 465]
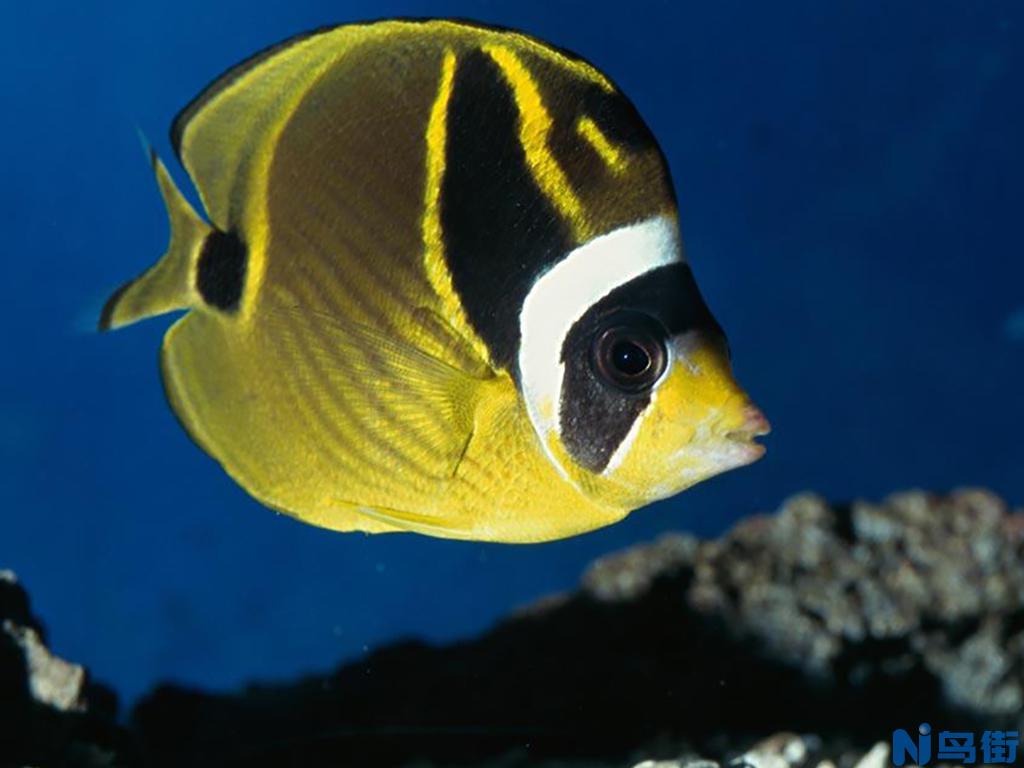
[584, 489, 1023, 723]
[0, 571, 130, 767]
[2, 489, 1021, 767]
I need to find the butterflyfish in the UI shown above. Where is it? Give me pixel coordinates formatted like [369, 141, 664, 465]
[99, 19, 770, 543]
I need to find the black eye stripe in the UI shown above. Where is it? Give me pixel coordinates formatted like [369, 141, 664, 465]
[556, 262, 724, 473]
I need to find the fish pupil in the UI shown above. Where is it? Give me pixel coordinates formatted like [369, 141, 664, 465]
[590, 313, 668, 394]
[611, 340, 650, 376]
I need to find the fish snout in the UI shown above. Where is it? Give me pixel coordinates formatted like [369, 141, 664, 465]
[720, 402, 770, 463]
[725, 404, 771, 441]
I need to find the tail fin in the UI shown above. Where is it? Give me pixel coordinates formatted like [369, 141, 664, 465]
[98, 149, 211, 331]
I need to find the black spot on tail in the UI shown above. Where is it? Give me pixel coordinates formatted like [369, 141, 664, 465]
[196, 230, 247, 311]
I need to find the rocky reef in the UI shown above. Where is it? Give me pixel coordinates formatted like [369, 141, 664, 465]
[0, 571, 129, 766]
[2, 489, 1021, 767]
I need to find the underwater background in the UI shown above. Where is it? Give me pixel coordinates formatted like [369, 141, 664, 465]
[2, 0, 1021, 707]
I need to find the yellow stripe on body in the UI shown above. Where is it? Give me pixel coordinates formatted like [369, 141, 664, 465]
[437, 20, 616, 94]
[422, 49, 494, 367]
[483, 45, 591, 244]
[239, 79, 322, 327]
[576, 116, 627, 174]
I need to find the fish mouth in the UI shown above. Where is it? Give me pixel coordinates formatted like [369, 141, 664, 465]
[723, 405, 771, 459]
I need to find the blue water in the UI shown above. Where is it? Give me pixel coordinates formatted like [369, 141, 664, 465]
[3, 0, 1021, 707]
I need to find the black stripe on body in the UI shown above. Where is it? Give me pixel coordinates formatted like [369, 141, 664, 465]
[539, 70, 677, 215]
[579, 83, 677, 208]
[581, 84, 658, 152]
[558, 263, 722, 473]
[440, 49, 573, 369]
[196, 230, 247, 311]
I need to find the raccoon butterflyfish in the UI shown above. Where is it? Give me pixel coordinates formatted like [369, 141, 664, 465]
[99, 19, 770, 543]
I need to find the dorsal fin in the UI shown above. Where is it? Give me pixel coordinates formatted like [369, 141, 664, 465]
[169, 27, 345, 231]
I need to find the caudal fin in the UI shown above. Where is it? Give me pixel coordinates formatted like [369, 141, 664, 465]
[98, 150, 211, 331]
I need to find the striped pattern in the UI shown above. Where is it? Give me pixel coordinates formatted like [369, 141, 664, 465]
[116, 20, 693, 541]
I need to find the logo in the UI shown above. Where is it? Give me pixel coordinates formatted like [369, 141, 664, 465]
[892, 724, 1019, 766]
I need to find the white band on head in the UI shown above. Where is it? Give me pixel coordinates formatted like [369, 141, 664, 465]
[517, 214, 684, 478]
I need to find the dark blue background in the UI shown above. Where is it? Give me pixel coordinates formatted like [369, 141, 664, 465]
[3, 0, 1021, 706]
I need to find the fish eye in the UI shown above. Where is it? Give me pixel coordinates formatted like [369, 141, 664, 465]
[591, 313, 668, 394]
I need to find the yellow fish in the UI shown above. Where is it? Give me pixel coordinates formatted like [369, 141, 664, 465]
[100, 19, 769, 543]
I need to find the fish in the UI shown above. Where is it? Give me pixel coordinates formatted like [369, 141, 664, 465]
[99, 19, 769, 543]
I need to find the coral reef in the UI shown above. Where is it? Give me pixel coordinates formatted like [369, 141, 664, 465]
[2, 490, 1021, 767]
